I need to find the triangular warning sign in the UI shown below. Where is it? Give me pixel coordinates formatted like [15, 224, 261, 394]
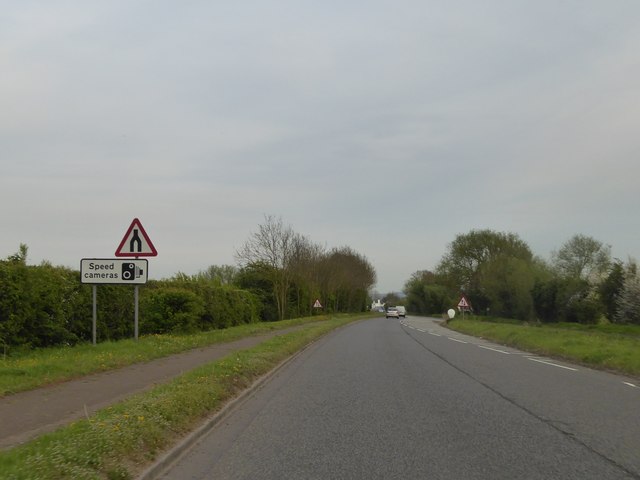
[115, 218, 158, 257]
[313, 299, 323, 308]
[457, 296, 470, 308]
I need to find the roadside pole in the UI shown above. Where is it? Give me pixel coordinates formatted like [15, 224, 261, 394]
[134, 285, 139, 341]
[114, 218, 157, 342]
[92, 285, 97, 346]
[458, 295, 471, 321]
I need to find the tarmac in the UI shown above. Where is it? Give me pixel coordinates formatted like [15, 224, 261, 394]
[0, 326, 305, 450]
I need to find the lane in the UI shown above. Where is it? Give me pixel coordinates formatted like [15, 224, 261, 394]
[158, 317, 637, 479]
[401, 317, 640, 476]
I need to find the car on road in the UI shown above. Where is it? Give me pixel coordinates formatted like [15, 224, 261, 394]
[396, 306, 406, 318]
[386, 307, 400, 319]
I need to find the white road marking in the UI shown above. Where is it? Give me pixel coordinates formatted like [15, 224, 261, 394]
[623, 382, 638, 388]
[448, 337, 468, 344]
[416, 329, 426, 332]
[428, 332, 441, 337]
[478, 345, 511, 355]
[527, 357, 578, 371]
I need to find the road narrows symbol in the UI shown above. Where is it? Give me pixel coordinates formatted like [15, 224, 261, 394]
[115, 218, 157, 257]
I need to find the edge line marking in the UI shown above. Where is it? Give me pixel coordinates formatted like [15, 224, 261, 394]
[527, 357, 578, 371]
[478, 345, 510, 355]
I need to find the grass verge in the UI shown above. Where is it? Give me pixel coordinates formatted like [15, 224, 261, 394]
[0, 314, 362, 397]
[446, 317, 640, 377]
[0, 314, 366, 480]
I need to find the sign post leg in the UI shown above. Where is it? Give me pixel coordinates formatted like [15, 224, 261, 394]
[92, 285, 97, 346]
[134, 285, 139, 341]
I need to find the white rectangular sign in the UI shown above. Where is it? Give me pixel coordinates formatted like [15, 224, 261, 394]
[80, 259, 148, 284]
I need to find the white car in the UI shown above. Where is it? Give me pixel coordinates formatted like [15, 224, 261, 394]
[396, 306, 406, 318]
[386, 307, 399, 319]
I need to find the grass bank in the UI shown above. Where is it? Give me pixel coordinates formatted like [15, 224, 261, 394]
[446, 317, 640, 377]
[0, 314, 368, 479]
[0, 315, 362, 397]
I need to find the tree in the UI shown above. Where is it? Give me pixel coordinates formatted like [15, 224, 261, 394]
[289, 237, 325, 317]
[235, 215, 299, 321]
[478, 256, 536, 320]
[552, 234, 611, 283]
[532, 278, 563, 323]
[235, 263, 279, 321]
[436, 229, 534, 312]
[318, 247, 376, 313]
[614, 260, 640, 324]
[532, 275, 601, 324]
[7, 243, 28, 264]
[599, 260, 625, 321]
[197, 265, 239, 285]
[403, 270, 451, 315]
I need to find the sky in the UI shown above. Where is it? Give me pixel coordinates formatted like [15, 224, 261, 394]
[2, 1, 640, 293]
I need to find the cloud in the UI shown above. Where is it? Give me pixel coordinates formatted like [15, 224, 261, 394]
[2, 1, 640, 291]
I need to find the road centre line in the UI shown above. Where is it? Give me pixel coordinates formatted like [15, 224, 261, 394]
[448, 337, 468, 344]
[526, 357, 578, 371]
[478, 345, 511, 354]
[623, 382, 638, 388]
[428, 332, 441, 337]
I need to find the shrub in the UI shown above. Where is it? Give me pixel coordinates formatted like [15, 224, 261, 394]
[140, 288, 204, 334]
[565, 294, 603, 324]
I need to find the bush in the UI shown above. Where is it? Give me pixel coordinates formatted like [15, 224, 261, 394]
[0, 258, 79, 348]
[192, 282, 259, 329]
[565, 295, 603, 324]
[532, 277, 602, 324]
[144, 278, 259, 331]
[0, 246, 260, 349]
[140, 288, 204, 334]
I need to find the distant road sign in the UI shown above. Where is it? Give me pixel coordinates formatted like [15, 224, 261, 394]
[313, 299, 323, 308]
[81, 259, 148, 284]
[458, 295, 471, 309]
[115, 218, 157, 257]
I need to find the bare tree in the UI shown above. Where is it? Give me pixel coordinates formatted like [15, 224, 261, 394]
[289, 236, 325, 316]
[235, 215, 298, 320]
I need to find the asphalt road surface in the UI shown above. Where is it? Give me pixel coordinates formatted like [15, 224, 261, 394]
[157, 317, 640, 480]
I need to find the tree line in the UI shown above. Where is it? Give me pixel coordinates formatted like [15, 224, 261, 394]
[404, 229, 640, 324]
[235, 215, 377, 320]
[0, 216, 376, 349]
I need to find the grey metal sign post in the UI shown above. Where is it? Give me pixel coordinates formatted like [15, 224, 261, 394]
[114, 218, 158, 341]
[92, 285, 97, 346]
[80, 258, 149, 344]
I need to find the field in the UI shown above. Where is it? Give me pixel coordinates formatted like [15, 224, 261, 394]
[446, 317, 640, 377]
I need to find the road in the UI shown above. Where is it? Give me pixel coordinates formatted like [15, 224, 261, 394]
[156, 317, 640, 479]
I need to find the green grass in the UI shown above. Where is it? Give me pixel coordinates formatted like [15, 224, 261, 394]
[0, 314, 368, 479]
[446, 317, 640, 376]
[0, 314, 368, 397]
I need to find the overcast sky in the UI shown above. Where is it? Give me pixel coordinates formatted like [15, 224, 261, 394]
[2, 1, 639, 293]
